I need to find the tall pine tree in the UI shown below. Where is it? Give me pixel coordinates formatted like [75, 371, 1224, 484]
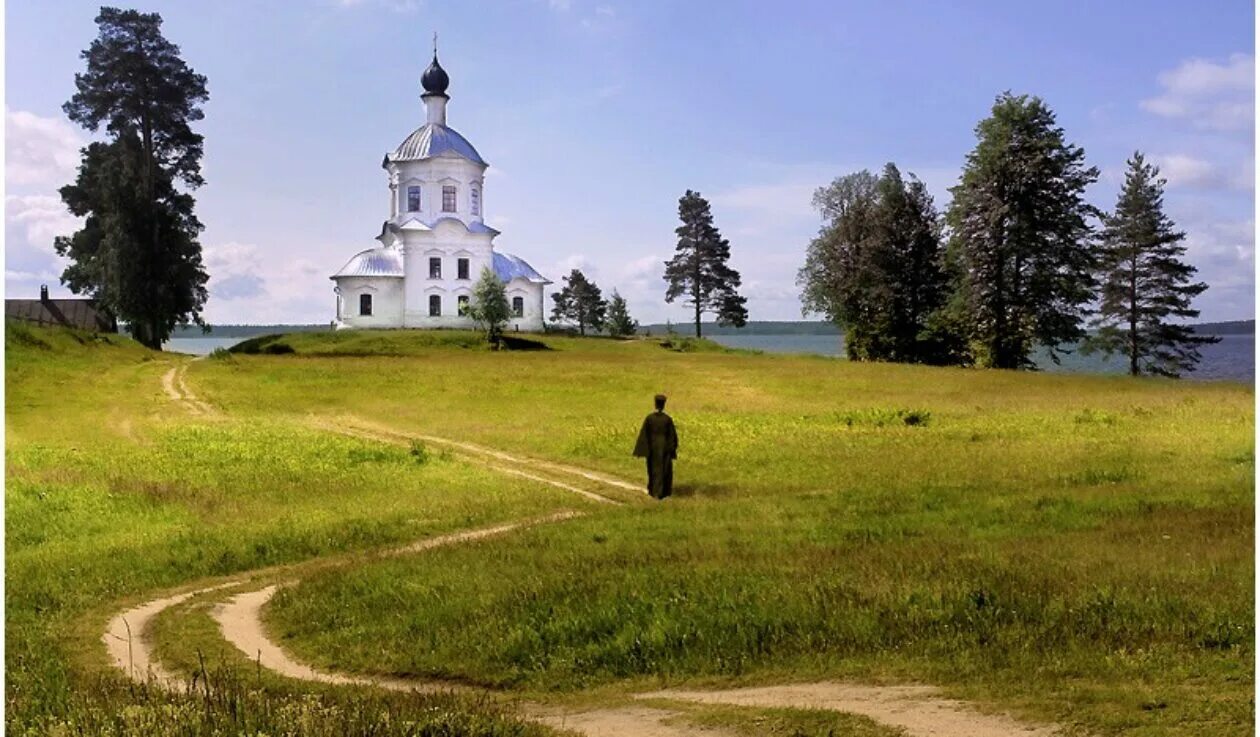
[550, 269, 607, 335]
[945, 92, 1099, 369]
[1089, 152, 1216, 376]
[798, 164, 954, 363]
[56, 7, 210, 349]
[665, 190, 748, 337]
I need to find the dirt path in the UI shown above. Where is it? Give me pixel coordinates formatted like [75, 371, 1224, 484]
[161, 362, 216, 416]
[132, 360, 1072, 737]
[642, 684, 1059, 737]
[315, 418, 640, 506]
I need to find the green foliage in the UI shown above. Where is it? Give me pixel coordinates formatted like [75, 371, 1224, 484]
[945, 93, 1100, 369]
[665, 190, 748, 337]
[604, 290, 638, 338]
[798, 164, 957, 364]
[56, 8, 211, 350]
[469, 267, 511, 346]
[550, 268, 608, 335]
[1087, 152, 1218, 377]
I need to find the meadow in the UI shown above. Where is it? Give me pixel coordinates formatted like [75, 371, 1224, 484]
[5, 324, 1253, 736]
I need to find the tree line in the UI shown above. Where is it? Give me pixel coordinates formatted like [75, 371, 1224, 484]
[798, 93, 1216, 377]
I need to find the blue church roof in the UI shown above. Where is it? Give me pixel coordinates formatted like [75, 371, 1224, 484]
[493, 252, 550, 284]
[387, 123, 486, 166]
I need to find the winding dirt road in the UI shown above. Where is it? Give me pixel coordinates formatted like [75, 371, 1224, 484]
[100, 357, 1070, 737]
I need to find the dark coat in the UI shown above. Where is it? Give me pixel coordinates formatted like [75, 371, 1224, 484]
[634, 411, 678, 499]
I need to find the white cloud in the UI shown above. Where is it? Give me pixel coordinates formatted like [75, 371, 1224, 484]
[548, 0, 571, 10]
[6, 108, 84, 189]
[1141, 53, 1254, 132]
[709, 182, 819, 221]
[6, 194, 81, 252]
[198, 241, 331, 322]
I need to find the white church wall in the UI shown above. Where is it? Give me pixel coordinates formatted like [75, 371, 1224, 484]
[335, 277, 404, 328]
[505, 280, 545, 332]
[391, 158, 486, 227]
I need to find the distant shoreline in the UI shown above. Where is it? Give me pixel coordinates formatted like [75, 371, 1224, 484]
[172, 318, 1255, 339]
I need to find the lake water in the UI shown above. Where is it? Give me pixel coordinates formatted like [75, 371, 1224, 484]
[166, 333, 1254, 383]
[709, 333, 1254, 383]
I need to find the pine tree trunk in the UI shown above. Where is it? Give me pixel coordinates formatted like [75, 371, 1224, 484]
[1129, 252, 1139, 376]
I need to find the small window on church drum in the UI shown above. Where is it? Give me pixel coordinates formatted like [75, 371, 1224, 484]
[429, 257, 441, 279]
[458, 295, 470, 316]
[457, 258, 469, 280]
[407, 185, 421, 212]
[470, 185, 480, 216]
[429, 295, 441, 316]
[512, 297, 524, 318]
[442, 185, 457, 213]
[359, 293, 373, 316]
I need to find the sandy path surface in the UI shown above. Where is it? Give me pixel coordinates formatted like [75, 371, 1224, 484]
[161, 362, 216, 416]
[643, 683, 1060, 737]
[532, 706, 736, 737]
[103, 582, 241, 688]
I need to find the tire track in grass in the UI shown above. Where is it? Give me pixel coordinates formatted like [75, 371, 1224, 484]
[312, 416, 640, 506]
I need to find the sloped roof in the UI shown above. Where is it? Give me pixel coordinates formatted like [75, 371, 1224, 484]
[493, 252, 550, 284]
[331, 247, 405, 279]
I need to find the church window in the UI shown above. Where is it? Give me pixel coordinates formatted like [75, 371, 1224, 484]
[457, 258, 470, 280]
[429, 257, 442, 279]
[458, 295, 470, 316]
[429, 295, 441, 316]
[359, 293, 373, 316]
[442, 185, 457, 212]
[512, 296, 524, 317]
[470, 185, 481, 216]
[407, 185, 421, 212]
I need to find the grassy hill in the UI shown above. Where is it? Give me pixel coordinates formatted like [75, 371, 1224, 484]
[7, 326, 1254, 736]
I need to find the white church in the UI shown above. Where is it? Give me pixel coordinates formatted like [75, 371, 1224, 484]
[331, 50, 550, 331]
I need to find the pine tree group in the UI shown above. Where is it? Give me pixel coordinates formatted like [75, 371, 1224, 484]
[1089, 153, 1216, 376]
[604, 290, 638, 337]
[664, 190, 748, 337]
[551, 269, 607, 335]
[798, 164, 953, 363]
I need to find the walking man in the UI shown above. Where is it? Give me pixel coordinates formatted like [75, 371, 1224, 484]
[634, 394, 678, 499]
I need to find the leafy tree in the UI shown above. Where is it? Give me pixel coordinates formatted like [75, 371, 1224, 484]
[1087, 152, 1217, 376]
[665, 190, 748, 337]
[798, 164, 956, 363]
[468, 267, 511, 345]
[604, 290, 638, 337]
[945, 92, 1099, 369]
[56, 7, 210, 350]
[550, 269, 607, 336]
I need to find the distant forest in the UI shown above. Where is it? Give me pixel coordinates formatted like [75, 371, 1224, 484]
[172, 319, 1253, 338]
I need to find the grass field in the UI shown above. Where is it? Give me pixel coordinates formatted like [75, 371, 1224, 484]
[6, 324, 1254, 736]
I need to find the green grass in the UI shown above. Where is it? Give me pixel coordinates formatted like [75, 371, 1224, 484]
[5, 325, 582, 734]
[6, 325, 1253, 736]
[191, 329, 1251, 736]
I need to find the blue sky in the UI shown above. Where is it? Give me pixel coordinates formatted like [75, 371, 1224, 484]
[6, 0, 1255, 324]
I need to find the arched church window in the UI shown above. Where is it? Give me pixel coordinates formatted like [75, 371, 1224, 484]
[458, 295, 470, 316]
[359, 293, 373, 316]
[512, 296, 524, 318]
[429, 257, 442, 279]
[470, 185, 481, 216]
[442, 185, 457, 213]
[429, 295, 441, 316]
[407, 185, 421, 212]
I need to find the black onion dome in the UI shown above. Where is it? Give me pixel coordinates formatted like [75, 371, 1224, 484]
[421, 54, 449, 95]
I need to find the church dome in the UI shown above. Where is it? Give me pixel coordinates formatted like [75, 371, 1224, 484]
[421, 54, 449, 95]
[388, 123, 486, 165]
[331, 247, 404, 278]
